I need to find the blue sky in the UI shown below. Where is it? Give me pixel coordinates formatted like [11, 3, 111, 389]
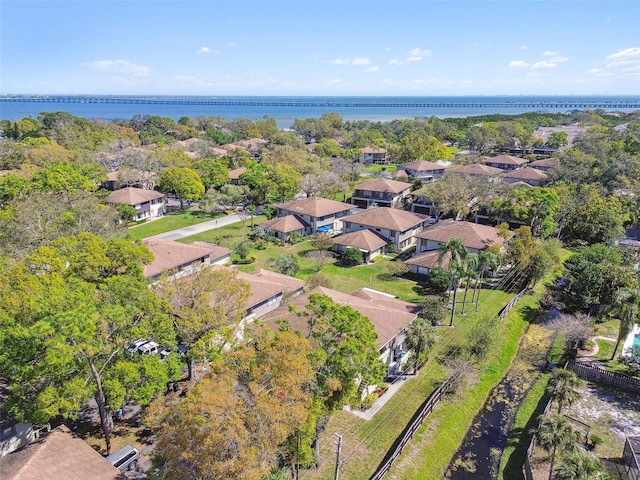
[1, 0, 639, 96]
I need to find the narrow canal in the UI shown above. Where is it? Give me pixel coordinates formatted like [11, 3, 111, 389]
[443, 324, 555, 480]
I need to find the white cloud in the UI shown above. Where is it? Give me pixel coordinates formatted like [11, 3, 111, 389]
[509, 60, 530, 68]
[543, 50, 557, 57]
[329, 78, 343, 84]
[333, 57, 371, 66]
[365, 66, 379, 72]
[174, 75, 196, 81]
[588, 68, 613, 77]
[389, 59, 402, 65]
[198, 47, 215, 54]
[406, 56, 422, 62]
[85, 59, 150, 76]
[520, 45, 529, 50]
[549, 56, 569, 63]
[228, 43, 235, 47]
[607, 47, 640, 59]
[531, 60, 557, 69]
[408, 48, 431, 57]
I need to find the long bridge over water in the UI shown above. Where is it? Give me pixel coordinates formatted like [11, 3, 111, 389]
[2, 96, 640, 110]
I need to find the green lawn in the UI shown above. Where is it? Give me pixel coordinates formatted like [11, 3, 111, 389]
[593, 338, 616, 361]
[129, 210, 219, 239]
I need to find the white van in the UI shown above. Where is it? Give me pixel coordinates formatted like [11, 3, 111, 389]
[106, 444, 140, 472]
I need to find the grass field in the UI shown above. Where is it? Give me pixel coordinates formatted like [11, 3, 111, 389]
[129, 210, 219, 239]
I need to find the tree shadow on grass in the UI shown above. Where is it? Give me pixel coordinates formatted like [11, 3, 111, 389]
[502, 393, 552, 480]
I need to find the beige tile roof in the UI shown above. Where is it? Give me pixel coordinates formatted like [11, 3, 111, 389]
[398, 160, 446, 172]
[261, 286, 420, 348]
[528, 159, 559, 168]
[228, 167, 247, 180]
[406, 250, 451, 270]
[391, 170, 409, 179]
[332, 229, 389, 252]
[503, 168, 549, 180]
[453, 164, 503, 176]
[509, 181, 533, 188]
[277, 197, 354, 218]
[362, 147, 387, 154]
[262, 215, 310, 233]
[415, 220, 507, 251]
[355, 178, 412, 194]
[343, 207, 426, 231]
[107, 187, 164, 205]
[142, 238, 231, 277]
[211, 147, 229, 156]
[0, 426, 121, 480]
[485, 154, 528, 166]
[234, 268, 305, 311]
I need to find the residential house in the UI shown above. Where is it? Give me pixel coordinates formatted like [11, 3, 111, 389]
[0, 415, 36, 457]
[528, 158, 559, 172]
[407, 220, 507, 276]
[260, 215, 310, 242]
[228, 167, 247, 185]
[275, 197, 355, 235]
[260, 286, 422, 379]
[483, 155, 527, 171]
[396, 160, 447, 181]
[0, 426, 121, 480]
[360, 147, 388, 164]
[340, 207, 430, 252]
[143, 238, 232, 282]
[452, 163, 503, 178]
[332, 229, 389, 263]
[503, 167, 549, 186]
[351, 178, 412, 209]
[107, 187, 165, 220]
[102, 169, 157, 191]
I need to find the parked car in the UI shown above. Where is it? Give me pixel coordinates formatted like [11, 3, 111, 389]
[106, 444, 140, 472]
[138, 341, 159, 355]
[125, 339, 148, 354]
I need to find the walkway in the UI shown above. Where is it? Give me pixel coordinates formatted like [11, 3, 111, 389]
[345, 375, 415, 421]
[143, 213, 244, 241]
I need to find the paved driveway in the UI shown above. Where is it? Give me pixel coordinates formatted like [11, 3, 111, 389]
[144, 213, 244, 241]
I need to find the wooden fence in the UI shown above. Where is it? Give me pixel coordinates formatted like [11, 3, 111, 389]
[523, 398, 553, 480]
[368, 287, 529, 480]
[566, 360, 640, 393]
[369, 371, 461, 480]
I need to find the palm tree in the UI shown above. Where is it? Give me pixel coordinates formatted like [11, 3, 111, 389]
[460, 253, 478, 314]
[554, 453, 609, 480]
[473, 251, 499, 313]
[545, 369, 584, 414]
[611, 286, 640, 360]
[438, 238, 469, 327]
[404, 317, 438, 373]
[534, 414, 580, 480]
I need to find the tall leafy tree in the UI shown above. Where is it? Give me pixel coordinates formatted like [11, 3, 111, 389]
[404, 317, 438, 373]
[611, 286, 640, 360]
[438, 238, 468, 326]
[554, 453, 610, 480]
[534, 414, 580, 480]
[0, 233, 176, 453]
[473, 251, 499, 312]
[159, 167, 205, 209]
[148, 331, 316, 480]
[545, 369, 584, 414]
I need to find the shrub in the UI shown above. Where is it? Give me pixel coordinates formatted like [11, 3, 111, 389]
[426, 267, 450, 293]
[235, 240, 250, 260]
[310, 232, 334, 250]
[359, 394, 377, 410]
[341, 247, 363, 266]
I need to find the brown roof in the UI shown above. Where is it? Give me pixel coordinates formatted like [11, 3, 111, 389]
[355, 178, 412, 194]
[211, 147, 229, 156]
[332, 229, 389, 252]
[416, 220, 507, 251]
[343, 207, 426, 232]
[234, 268, 305, 311]
[0, 426, 121, 480]
[262, 215, 310, 233]
[453, 164, 503, 176]
[277, 197, 354, 218]
[362, 147, 387, 154]
[406, 250, 451, 270]
[398, 160, 446, 172]
[391, 170, 409, 179]
[485, 155, 528, 166]
[528, 159, 559, 168]
[107, 187, 164, 205]
[508, 181, 533, 188]
[261, 286, 420, 349]
[503, 168, 549, 180]
[142, 238, 231, 277]
[228, 167, 247, 180]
